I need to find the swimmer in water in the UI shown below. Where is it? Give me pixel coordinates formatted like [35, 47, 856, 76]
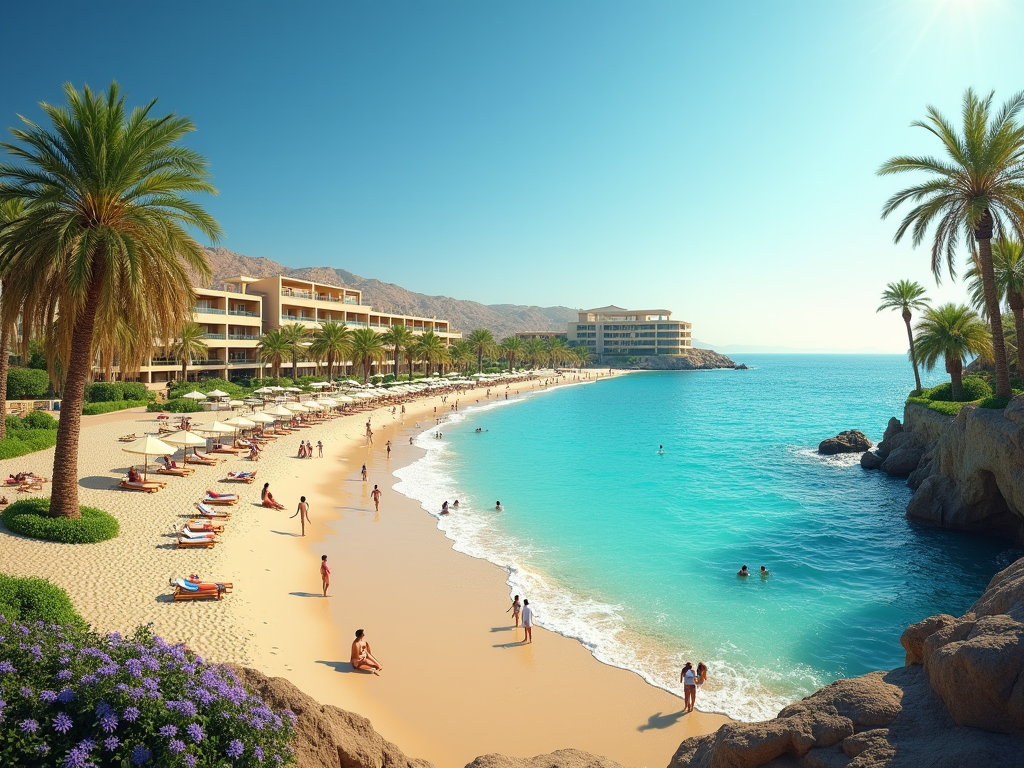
[495, 501, 504, 511]
[452, 500, 460, 508]
[738, 565, 749, 577]
[760, 566, 770, 578]
[658, 445, 664, 454]
[441, 500, 449, 515]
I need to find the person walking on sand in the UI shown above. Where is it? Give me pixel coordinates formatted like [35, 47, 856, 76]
[365, 420, 374, 445]
[521, 599, 533, 643]
[317, 440, 323, 458]
[681, 662, 697, 712]
[306, 440, 314, 459]
[361, 464, 367, 482]
[290, 496, 311, 537]
[298, 441, 307, 459]
[507, 594, 522, 627]
[386, 440, 391, 460]
[351, 629, 382, 674]
[320, 555, 331, 597]
[371, 484, 382, 512]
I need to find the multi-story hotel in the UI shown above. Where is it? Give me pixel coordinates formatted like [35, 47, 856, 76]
[514, 331, 567, 343]
[567, 305, 692, 359]
[121, 275, 460, 387]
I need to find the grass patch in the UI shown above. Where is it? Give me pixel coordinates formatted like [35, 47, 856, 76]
[2, 498, 119, 544]
[0, 412, 60, 459]
[82, 398, 150, 415]
[0, 573, 85, 627]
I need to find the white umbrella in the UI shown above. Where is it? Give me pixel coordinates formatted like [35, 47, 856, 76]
[302, 400, 323, 410]
[345, 379, 360, 385]
[248, 412, 277, 424]
[160, 429, 207, 459]
[228, 400, 245, 407]
[317, 398, 337, 407]
[284, 402, 308, 412]
[253, 387, 274, 395]
[181, 390, 207, 400]
[355, 391, 377, 399]
[263, 405, 294, 417]
[206, 389, 229, 398]
[270, 386, 285, 392]
[284, 386, 302, 392]
[122, 435, 176, 481]
[309, 382, 329, 388]
[222, 416, 257, 429]
[334, 395, 355, 404]
[193, 421, 235, 435]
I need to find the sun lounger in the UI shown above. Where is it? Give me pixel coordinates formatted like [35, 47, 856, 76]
[118, 434, 138, 443]
[186, 519, 225, 533]
[184, 452, 219, 466]
[175, 536, 217, 549]
[224, 471, 257, 484]
[156, 465, 195, 477]
[172, 577, 232, 601]
[194, 502, 231, 519]
[179, 528, 217, 540]
[158, 425, 176, 434]
[119, 479, 161, 493]
[209, 444, 241, 455]
[202, 493, 238, 506]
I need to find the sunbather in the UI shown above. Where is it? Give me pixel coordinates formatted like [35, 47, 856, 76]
[127, 466, 142, 483]
[205, 490, 237, 499]
[261, 482, 286, 510]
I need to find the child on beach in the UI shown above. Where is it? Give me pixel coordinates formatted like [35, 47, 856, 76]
[290, 496, 311, 536]
[507, 595, 521, 627]
[317, 440, 323, 458]
[361, 464, 367, 481]
[321, 555, 331, 597]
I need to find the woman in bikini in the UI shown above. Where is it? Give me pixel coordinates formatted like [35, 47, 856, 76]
[261, 482, 285, 510]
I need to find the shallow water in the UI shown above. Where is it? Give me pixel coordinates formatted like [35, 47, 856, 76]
[393, 355, 1019, 721]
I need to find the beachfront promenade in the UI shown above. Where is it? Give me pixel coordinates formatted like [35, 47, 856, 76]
[0, 372, 727, 767]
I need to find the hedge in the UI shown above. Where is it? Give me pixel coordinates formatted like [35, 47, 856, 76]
[6, 367, 50, 399]
[925, 376, 992, 403]
[0, 414, 60, 460]
[83, 381, 153, 403]
[82, 398, 150, 415]
[20, 410, 57, 430]
[0, 574, 85, 628]
[167, 376, 246, 400]
[1, 498, 119, 544]
[147, 397, 206, 413]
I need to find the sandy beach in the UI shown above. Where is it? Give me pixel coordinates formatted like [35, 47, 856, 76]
[0, 374, 729, 767]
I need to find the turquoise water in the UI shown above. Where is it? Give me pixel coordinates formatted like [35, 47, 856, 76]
[392, 355, 1019, 721]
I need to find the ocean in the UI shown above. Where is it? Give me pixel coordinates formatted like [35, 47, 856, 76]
[392, 355, 1019, 722]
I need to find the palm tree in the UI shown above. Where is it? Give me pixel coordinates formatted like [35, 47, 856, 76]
[0, 82, 220, 519]
[965, 238, 1024, 372]
[499, 336, 523, 372]
[523, 338, 547, 369]
[572, 344, 592, 367]
[877, 280, 930, 392]
[308, 321, 351, 381]
[281, 323, 309, 381]
[546, 336, 571, 367]
[878, 88, 1024, 400]
[382, 324, 415, 379]
[467, 328, 497, 373]
[447, 339, 472, 373]
[914, 304, 992, 401]
[257, 329, 291, 380]
[0, 199, 25, 440]
[173, 322, 209, 383]
[416, 331, 448, 377]
[350, 328, 386, 383]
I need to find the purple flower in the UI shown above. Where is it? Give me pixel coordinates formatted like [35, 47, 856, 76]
[131, 744, 151, 765]
[255, 745, 265, 762]
[159, 724, 178, 738]
[21, 686, 33, 698]
[283, 708, 297, 725]
[57, 687, 74, 703]
[184, 755, 197, 768]
[36, 743, 50, 755]
[273, 755, 283, 764]
[97, 663, 118, 677]
[40, 689, 58, 703]
[57, 669, 73, 681]
[53, 712, 74, 733]
[186, 723, 204, 743]
[104, 736, 120, 751]
[169, 739, 186, 754]
[123, 706, 140, 722]
[166, 699, 198, 718]
[0, 660, 15, 673]
[78, 739, 96, 752]
[19, 718, 39, 733]
[95, 702, 113, 718]
[79, 674, 99, 686]
[100, 714, 118, 733]
[226, 739, 244, 758]
[125, 659, 143, 677]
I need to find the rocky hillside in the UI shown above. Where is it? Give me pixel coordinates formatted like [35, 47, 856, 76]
[203, 247, 579, 337]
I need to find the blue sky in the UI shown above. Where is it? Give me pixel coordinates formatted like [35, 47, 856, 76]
[2, 0, 1022, 350]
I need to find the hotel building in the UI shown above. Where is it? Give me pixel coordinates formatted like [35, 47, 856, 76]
[514, 331, 567, 343]
[114, 275, 461, 386]
[567, 305, 692, 359]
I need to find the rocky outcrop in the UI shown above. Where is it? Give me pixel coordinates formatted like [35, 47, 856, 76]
[668, 557, 1024, 767]
[608, 350, 736, 370]
[818, 431, 872, 455]
[466, 750, 627, 768]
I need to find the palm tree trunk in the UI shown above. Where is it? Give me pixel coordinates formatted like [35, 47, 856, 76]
[477, 350, 483, 373]
[903, 311, 923, 392]
[946, 357, 963, 401]
[407, 353, 414, 382]
[1009, 292, 1024, 375]
[0, 320, 9, 442]
[977, 230, 1012, 398]
[393, 346, 400, 378]
[181, 360, 188, 383]
[50, 275, 105, 519]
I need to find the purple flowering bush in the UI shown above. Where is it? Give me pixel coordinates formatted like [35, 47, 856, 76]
[0, 618, 295, 766]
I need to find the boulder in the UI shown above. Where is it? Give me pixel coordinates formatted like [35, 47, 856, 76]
[875, 417, 904, 459]
[735, 364, 750, 370]
[466, 750, 627, 768]
[859, 451, 883, 470]
[879, 443, 925, 477]
[818, 431, 872, 456]
[900, 614, 957, 665]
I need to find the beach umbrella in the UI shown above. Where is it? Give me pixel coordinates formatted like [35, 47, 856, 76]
[284, 386, 302, 392]
[355, 391, 377, 399]
[317, 398, 337, 407]
[248, 412, 277, 424]
[309, 382, 329, 388]
[253, 387, 274, 395]
[284, 402, 308, 412]
[334, 395, 355, 404]
[122, 435, 176, 481]
[302, 400, 323, 410]
[193, 421, 235, 435]
[160, 429, 207, 459]
[206, 389, 229, 398]
[345, 379, 360, 385]
[222, 416, 257, 429]
[263, 405, 294, 417]
[181, 390, 207, 400]
[228, 400, 245, 407]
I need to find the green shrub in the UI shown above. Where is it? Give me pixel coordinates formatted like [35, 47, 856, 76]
[20, 410, 58, 430]
[926, 400, 965, 416]
[0, 574, 85, 627]
[979, 395, 1012, 409]
[119, 381, 151, 401]
[2, 498, 119, 544]
[83, 381, 123, 402]
[5, 367, 50, 399]
[154, 397, 207, 413]
[926, 376, 993, 402]
[167, 376, 246, 401]
[0, 416, 60, 459]
[81, 398, 149, 415]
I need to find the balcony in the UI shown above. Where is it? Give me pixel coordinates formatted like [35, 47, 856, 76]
[228, 309, 259, 317]
[281, 289, 313, 300]
[202, 333, 226, 340]
[194, 306, 226, 315]
[281, 314, 316, 322]
[228, 333, 261, 341]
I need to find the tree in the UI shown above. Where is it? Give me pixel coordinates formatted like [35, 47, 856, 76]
[914, 304, 992, 401]
[877, 280, 930, 392]
[878, 88, 1024, 400]
[447, 340, 472, 373]
[546, 336, 571, 367]
[0, 82, 220, 519]
[257, 329, 290, 380]
[281, 323, 309, 380]
[350, 328, 386, 383]
[173, 322, 209, 384]
[381, 324, 415, 379]
[415, 331, 448, 376]
[523, 338, 547, 368]
[0, 199, 25, 440]
[572, 344, 592, 367]
[466, 328, 496, 374]
[308, 321, 352, 381]
[499, 336, 523, 372]
[965, 238, 1024, 372]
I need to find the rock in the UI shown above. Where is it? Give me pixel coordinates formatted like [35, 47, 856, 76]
[859, 451, 883, 470]
[840, 729, 889, 758]
[875, 417, 904, 459]
[879, 443, 925, 477]
[735, 364, 749, 370]
[818, 431, 873, 455]
[607, 350, 736, 370]
[900, 614, 957, 665]
[466, 750, 627, 768]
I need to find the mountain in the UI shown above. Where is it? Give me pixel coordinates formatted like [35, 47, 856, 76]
[203, 247, 579, 337]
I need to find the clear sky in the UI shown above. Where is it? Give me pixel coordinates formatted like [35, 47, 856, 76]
[2, 0, 1022, 350]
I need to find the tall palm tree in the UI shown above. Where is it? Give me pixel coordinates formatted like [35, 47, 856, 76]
[523, 338, 547, 369]
[415, 331, 448, 377]
[350, 328, 386, 383]
[877, 280, 930, 392]
[382, 324, 415, 379]
[447, 339, 472, 373]
[308, 321, 352, 381]
[0, 199, 25, 441]
[257, 329, 291, 380]
[281, 323, 309, 381]
[499, 336, 523, 372]
[467, 328, 496, 373]
[914, 304, 993, 401]
[572, 344, 592, 367]
[173, 322, 209, 384]
[965, 238, 1024, 372]
[0, 82, 220, 519]
[546, 336, 571, 367]
[879, 88, 1024, 400]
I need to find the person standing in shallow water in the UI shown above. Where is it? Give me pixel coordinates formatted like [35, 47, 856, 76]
[291, 496, 311, 537]
[681, 662, 696, 712]
[320, 555, 331, 597]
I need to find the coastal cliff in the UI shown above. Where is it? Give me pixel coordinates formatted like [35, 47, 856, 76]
[607, 349, 737, 370]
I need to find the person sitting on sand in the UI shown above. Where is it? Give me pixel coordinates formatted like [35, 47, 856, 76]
[760, 566, 770, 578]
[738, 565, 749, 577]
[127, 466, 141, 483]
[261, 482, 286, 510]
[249, 445, 260, 461]
[351, 629, 382, 674]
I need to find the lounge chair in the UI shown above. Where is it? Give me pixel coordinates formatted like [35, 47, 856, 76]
[186, 519, 225, 533]
[118, 479, 162, 493]
[172, 577, 232, 601]
[202, 492, 238, 506]
[178, 528, 217, 540]
[175, 536, 217, 549]
[185, 452, 219, 466]
[118, 434, 138, 443]
[156, 464, 195, 477]
[209, 444, 241, 455]
[224, 471, 257, 484]
[194, 502, 231, 519]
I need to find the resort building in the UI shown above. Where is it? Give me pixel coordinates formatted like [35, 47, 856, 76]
[118, 275, 461, 386]
[514, 331, 567, 342]
[567, 305, 692, 359]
